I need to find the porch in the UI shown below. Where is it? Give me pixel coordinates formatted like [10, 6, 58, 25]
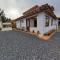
[26, 16, 38, 33]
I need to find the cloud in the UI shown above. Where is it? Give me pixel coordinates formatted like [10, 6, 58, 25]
[0, 0, 60, 19]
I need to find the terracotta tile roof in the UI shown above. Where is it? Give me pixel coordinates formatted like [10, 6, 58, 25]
[15, 16, 26, 21]
[23, 4, 57, 19]
[23, 5, 40, 16]
[15, 4, 57, 21]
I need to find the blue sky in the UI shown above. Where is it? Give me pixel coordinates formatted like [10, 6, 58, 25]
[0, 0, 60, 19]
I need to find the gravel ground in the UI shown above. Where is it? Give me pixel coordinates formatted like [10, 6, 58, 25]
[0, 31, 60, 60]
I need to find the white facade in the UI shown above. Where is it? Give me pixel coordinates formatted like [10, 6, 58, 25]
[29, 12, 45, 33]
[37, 12, 45, 33]
[16, 12, 58, 34]
[2, 22, 12, 31]
[16, 20, 20, 29]
[20, 19, 26, 29]
[30, 12, 58, 34]
[16, 18, 26, 30]
[2, 27, 12, 31]
[44, 18, 58, 33]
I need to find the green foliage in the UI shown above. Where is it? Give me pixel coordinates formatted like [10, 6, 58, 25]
[0, 8, 11, 22]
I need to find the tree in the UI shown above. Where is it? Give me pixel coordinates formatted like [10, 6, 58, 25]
[6, 18, 11, 22]
[0, 9, 11, 22]
[0, 9, 6, 22]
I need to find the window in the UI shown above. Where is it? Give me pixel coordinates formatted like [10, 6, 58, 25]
[45, 15, 49, 26]
[21, 20, 24, 23]
[34, 19, 37, 27]
[59, 21, 60, 25]
[51, 18, 53, 26]
[45, 19, 49, 26]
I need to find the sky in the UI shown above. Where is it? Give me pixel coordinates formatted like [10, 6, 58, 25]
[0, 0, 60, 19]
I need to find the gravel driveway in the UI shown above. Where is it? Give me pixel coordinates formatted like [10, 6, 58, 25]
[0, 31, 60, 60]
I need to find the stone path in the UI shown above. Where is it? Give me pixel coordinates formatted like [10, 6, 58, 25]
[0, 31, 60, 60]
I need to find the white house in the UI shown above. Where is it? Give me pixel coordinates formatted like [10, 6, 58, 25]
[2, 22, 12, 31]
[16, 4, 58, 35]
[16, 16, 26, 30]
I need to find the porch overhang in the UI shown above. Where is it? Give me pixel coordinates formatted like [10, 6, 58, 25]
[26, 14, 37, 20]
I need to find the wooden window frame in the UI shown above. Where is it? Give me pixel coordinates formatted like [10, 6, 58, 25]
[45, 15, 49, 27]
[51, 18, 53, 26]
[34, 18, 37, 27]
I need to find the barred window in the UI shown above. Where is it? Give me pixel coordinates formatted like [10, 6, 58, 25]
[45, 15, 50, 27]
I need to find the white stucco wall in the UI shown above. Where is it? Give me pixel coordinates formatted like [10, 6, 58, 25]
[44, 17, 58, 33]
[55, 20, 58, 30]
[2, 27, 12, 31]
[16, 20, 20, 29]
[37, 12, 45, 33]
[30, 19, 34, 27]
[30, 12, 45, 33]
[30, 12, 58, 34]
[16, 18, 26, 30]
[30, 27, 37, 32]
[21, 18, 26, 28]
[16, 12, 58, 34]
[30, 19, 37, 32]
